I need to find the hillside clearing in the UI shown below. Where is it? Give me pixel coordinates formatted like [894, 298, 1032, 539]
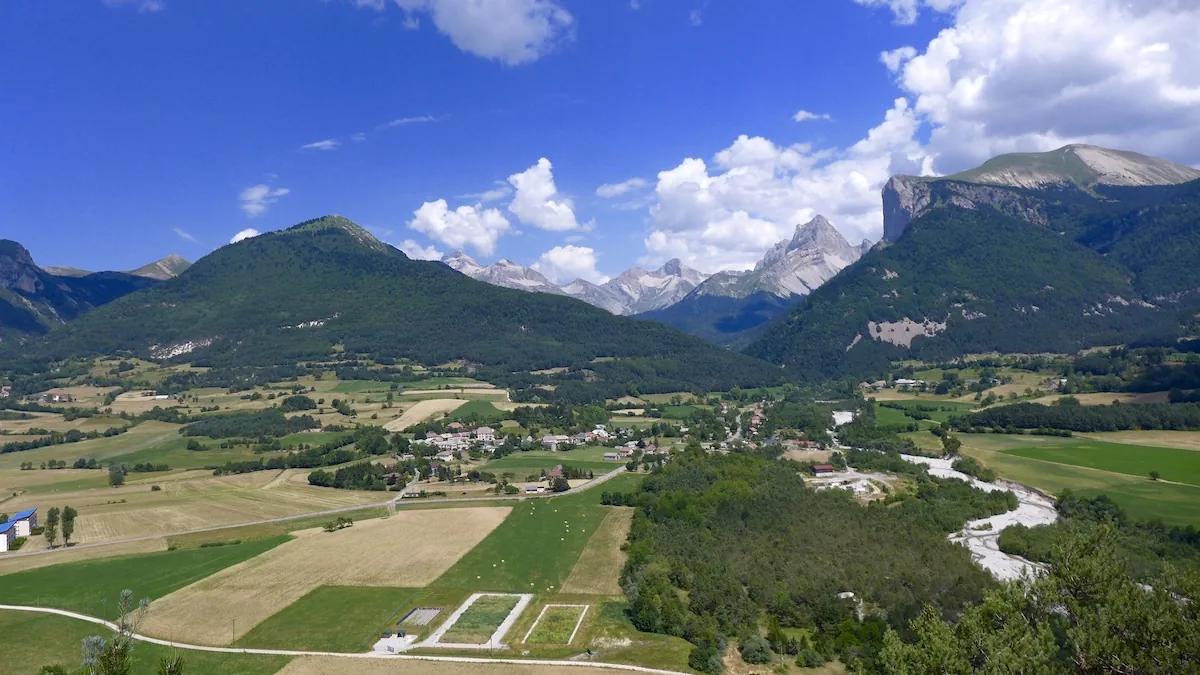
[140, 507, 510, 645]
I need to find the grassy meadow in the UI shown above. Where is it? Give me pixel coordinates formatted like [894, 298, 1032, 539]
[238, 586, 421, 652]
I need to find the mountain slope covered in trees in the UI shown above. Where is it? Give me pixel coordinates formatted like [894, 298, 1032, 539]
[26, 216, 780, 392]
[746, 177, 1200, 381]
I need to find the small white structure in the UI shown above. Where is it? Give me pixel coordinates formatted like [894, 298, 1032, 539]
[0, 521, 16, 552]
[10, 508, 37, 537]
[603, 452, 621, 461]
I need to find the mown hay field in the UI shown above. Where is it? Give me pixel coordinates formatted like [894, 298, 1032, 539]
[140, 507, 510, 645]
[560, 508, 634, 596]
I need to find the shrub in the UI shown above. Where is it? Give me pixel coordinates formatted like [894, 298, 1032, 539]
[796, 649, 825, 668]
[689, 645, 723, 675]
[740, 635, 773, 664]
[150, 485, 162, 492]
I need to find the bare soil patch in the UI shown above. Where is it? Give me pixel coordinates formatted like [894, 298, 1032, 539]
[140, 507, 510, 645]
[783, 449, 834, 463]
[560, 508, 633, 596]
[1077, 430, 1200, 452]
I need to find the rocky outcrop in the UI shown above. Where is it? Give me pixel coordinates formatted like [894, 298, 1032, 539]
[882, 176, 933, 244]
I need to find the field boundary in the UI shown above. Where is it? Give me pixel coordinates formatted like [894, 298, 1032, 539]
[0, 604, 688, 674]
[522, 603, 589, 645]
[422, 592, 533, 650]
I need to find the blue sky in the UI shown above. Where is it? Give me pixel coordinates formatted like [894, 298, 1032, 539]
[3, 0, 1198, 283]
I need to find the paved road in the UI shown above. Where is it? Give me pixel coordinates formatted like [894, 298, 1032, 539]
[4, 466, 631, 560]
[0, 604, 687, 675]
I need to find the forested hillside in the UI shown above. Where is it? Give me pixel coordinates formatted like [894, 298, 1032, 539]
[636, 291, 798, 349]
[22, 217, 780, 393]
[747, 179, 1200, 381]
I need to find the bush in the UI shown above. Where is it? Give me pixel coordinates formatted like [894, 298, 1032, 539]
[150, 485, 162, 492]
[689, 645, 723, 675]
[740, 635, 773, 664]
[796, 649, 825, 668]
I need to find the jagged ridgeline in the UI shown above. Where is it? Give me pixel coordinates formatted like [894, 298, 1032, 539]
[747, 146, 1200, 381]
[28, 216, 780, 390]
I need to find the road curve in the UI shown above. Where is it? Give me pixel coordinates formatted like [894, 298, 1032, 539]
[3, 467, 631, 560]
[0, 604, 687, 675]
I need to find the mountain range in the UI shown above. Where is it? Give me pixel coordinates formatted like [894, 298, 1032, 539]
[442, 252, 708, 315]
[15, 216, 779, 396]
[638, 216, 870, 347]
[748, 144, 1200, 381]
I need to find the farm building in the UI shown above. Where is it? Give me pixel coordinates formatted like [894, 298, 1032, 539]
[0, 521, 16, 552]
[9, 508, 37, 536]
[525, 485, 544, 494]
[811, 464, 835, 475]
[603, 452, 621, 461]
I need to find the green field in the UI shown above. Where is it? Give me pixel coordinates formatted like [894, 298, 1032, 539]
[433, 474, 643, 593]
[329, 380, 395, 394]
[483, 450, 614, 477]
[0, 610, 290, 675]
[448, 400, 505, 421]
[239, 586, 420, 652]
[278, 430, 352, 448]
[957, 434, 1200, 526]
[526, 604, 586, 644]
[441, 594, 520, 643]
[661, 405, 701, 420]
[0, 537, 290, 618]
[1004, 440, 1200, 486]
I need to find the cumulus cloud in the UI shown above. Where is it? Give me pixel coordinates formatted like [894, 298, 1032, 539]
[880, 46, 917, 73]
[172, 227, 197, 243]
[884, 0, 1200, 171]
[531, 245, 609, 284]
[596, 177, 649, 198]
[384, 115, 439, 128]
[399, 239, 445, 260]
[239, 185, 290, 217]
[230, 228, 261, 244]
[366, 0, 574, 65]
[301, 139, 340, 151]
[853, 0, 963, 25]
[792, 110, 832, 122]
[507, 158, 580, 231]
[408, 199, 511, 256]
[641, 100, 931, 272]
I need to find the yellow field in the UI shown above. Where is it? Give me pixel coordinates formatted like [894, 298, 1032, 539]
[1030, 392, 1170, 406]
[109, 391, 186, 414]
[1077, 430, 1200, 452]
[384, 399, 469, 431]
[276, 657, 635, 675]
[0, 538, 168, 576]
[140, 507, 511, 645]
[560, 508, 633, 596]
[0, 469, 389, 547]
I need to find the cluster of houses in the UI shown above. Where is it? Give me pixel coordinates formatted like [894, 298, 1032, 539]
[0, 508, 38, 553]
[540, 425, 612, 450]
[38, 392, 74, 404]
[417, 424, 498, 453]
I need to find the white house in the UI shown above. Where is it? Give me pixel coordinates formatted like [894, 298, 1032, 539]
[473, 426, 495, 443]
[603, 452, 621, 461]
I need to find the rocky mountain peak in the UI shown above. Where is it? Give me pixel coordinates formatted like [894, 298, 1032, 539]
[130, 254, 192, 280]
[0, 239, 43, 294]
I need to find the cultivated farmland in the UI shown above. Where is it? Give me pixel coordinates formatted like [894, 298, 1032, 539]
[439, 594, 522, 644]
[384, 398, 469, 431]
[560, 508, 634, 596]
[1003, 440, 1200, 486]
[139, 507, 510, 645]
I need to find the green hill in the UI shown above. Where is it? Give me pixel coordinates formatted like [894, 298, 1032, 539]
[746, 179, 1200, 381]
[636, 291, 798, 349]
[29, 216, 779, 392]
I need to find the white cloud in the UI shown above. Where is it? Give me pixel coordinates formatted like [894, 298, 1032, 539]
[596, 177, 649, 198]
[104, 0, 165, 12]
[641, 100, 931, 272]
[888, 0, 1200, 171]
[880, 46, 917, 73]
[408, 199, 511, 256]
[507, 158, 580, 231]
[531, 245, 609, 284]
[853, 0, 963, 25]
[793, 110, 832, 123]
[230, 228, 261, 244]
[301, 139, 340, 151]
[457, 183, 513, 203]
[399, 239, 445, 260]
[172, 227, 197, 243]
[369, 0, 574, 65]
[350, 132, 367, 142]
[384, 115, 438, 128]
[239, 185, 289, 217]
